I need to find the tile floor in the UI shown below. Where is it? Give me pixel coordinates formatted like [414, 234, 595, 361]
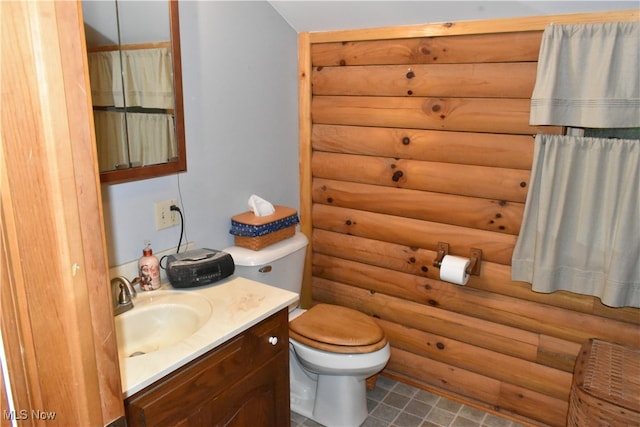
[291, 375, 528, 427]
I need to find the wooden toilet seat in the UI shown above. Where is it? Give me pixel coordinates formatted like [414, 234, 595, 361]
[289, 303, 388, 354]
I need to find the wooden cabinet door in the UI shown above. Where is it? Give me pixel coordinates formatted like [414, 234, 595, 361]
[197, 350, 290, 426]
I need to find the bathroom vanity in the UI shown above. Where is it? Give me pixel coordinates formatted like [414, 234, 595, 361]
[116, 277, 297, 426]
[125, 309, 289, 425]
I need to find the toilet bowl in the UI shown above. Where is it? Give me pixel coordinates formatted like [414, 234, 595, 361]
[291, 338, 390, 375]
[288, 304, 390, 426]
[289, 340, 390, 426]
[224, 232, 390, 427]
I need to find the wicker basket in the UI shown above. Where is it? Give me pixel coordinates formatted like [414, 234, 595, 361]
[230, 206, 299, 251]
[567, 339, 640, 427]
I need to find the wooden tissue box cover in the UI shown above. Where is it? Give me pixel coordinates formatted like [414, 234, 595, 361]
[230, 206, 299, 250]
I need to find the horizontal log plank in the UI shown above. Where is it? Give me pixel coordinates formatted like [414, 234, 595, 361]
[312, 152, 530, 202]
[312, 62, 537, 98]
[591, 303, 640, 322]
[311, 96, 537, 135]
[312, 229, 640, 325]
[311, 31, 543, 66]
[386, 348, 567, 427]
[499, 381, 568, 427]
[312, 254, 640, 347]
[312, 124, 539, 169]
[312, 178, 524, 235]
[380, 319, 572, 400]
[312, 204, 517, 265]
[312, 96, 563, 135]
[537, 335, 582, 372]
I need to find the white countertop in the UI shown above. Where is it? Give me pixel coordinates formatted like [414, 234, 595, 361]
[118, 276, 298, 398]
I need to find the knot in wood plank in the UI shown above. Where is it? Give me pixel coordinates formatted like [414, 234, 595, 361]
[392, 170, 404, 182]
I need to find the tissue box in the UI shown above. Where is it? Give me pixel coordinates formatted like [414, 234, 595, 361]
[230, 206, 299, 250]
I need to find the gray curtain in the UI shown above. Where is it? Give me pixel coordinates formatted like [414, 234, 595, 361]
[530, 22, 639, 128]
[512, 134, 640, 308]
[514, 21, 640, 307]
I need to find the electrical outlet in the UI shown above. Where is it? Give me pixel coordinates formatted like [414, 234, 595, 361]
[155, 199, 179, 230]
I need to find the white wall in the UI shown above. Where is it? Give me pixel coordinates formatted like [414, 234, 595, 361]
[101, 0, 637, 268]
[102, 1, 298, 266]
[269, 1, 638, 33]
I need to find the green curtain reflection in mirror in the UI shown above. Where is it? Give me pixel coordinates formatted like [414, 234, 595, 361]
[82, 0, 186, 184]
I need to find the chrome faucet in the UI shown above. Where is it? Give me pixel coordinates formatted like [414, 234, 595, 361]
[111, 276, 139, 316]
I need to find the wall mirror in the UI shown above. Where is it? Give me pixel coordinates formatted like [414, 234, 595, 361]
[82, 0, 186, 184]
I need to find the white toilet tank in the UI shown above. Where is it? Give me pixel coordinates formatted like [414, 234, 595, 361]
[223, 232, 308, 296]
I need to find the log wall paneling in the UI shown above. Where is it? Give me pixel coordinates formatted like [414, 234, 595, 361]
[311, 254, 639, 347]
[313, 204, 517, 265]
[312, 179, 525, 234]
[311, 230, 637, 324]
[299, 10, 640, 427]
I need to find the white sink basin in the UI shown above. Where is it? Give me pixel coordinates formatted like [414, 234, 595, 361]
[115, 291, 212, 358]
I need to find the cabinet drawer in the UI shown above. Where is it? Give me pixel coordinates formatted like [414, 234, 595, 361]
[125, 309, 289, 427]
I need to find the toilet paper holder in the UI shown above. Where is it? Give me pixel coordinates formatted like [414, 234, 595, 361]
[432, 242, 482, 276]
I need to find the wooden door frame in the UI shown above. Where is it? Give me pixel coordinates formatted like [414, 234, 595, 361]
[1, 1, 124, 425]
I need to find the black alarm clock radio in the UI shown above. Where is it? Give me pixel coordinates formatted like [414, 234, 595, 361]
[165, 248, 235, 288]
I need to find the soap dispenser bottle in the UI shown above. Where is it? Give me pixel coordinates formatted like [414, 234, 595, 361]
[138, 241, 160, 290]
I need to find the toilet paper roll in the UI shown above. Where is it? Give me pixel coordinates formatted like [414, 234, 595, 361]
[439, 255, 470, 285]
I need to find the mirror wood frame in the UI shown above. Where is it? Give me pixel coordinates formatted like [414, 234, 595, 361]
[98, 0, 186, 184]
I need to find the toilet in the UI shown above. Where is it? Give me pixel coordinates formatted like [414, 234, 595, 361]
[224, 232, 390, 427]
